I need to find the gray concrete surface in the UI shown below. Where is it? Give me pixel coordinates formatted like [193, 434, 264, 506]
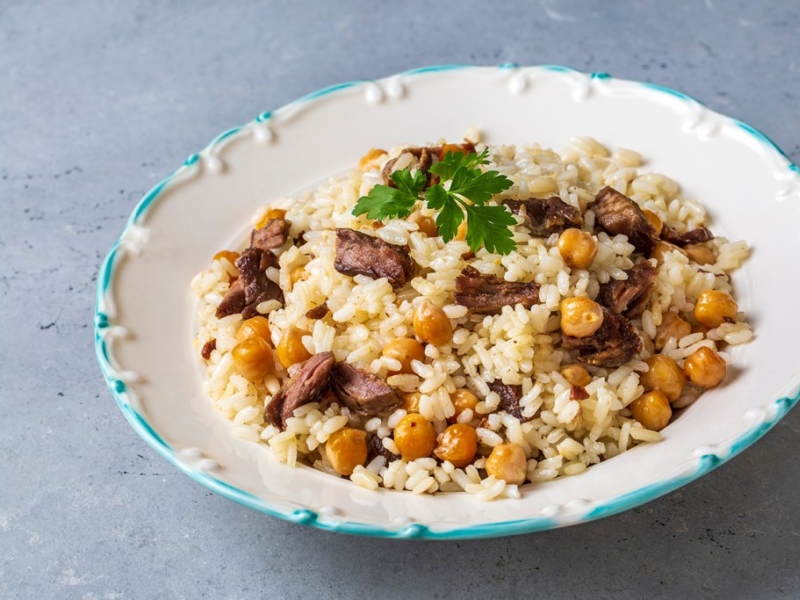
[3, 1, 800, 598]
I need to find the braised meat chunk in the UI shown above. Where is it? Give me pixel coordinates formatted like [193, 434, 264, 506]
[505, 197, 583, 238]
[489, 380, 528, 421]
[455, 266, 541, 314]
[334, 228, 414, 288]
[264, 352, 335, 429]
[593, 187, 657, 254]
[250, 218, 290, 251]
[215, 247, 284, 319]
[367, 433, 400, 464]
[561, 307, 642, 368]
[330, 362, 400, 417]
[596, 259, 657, 317]
[661, 224, 714, 247]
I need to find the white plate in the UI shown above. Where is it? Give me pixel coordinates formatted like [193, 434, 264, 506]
[95, 65, 800, 539]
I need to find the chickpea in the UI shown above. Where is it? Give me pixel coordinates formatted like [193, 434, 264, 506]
[654, 311, 692, 351]
[651, 241, 686, 265]
[231, 336, 275, 381]
[434, 424, 478, 468]
[438, 143, 464, 161]
[561, 364, 592, 387]
[684, 347, 727, 388]
[254, 207, 287, 229]
[325, 428, 368, 476]
[448, 388, 479, 424]
[408, 211, 439, 237]
[557, 228, 598, 270]
[289, 266, 309, 288]
[413, 300, 452, 346]
[393, 414, 436, 461]
[235, 316, 272, 345]
[629, 390, 672, 432]
[642, 210, 664, 236]
[694, 290, 738, 328]
[560, 297, 604, 338]
[485, 443, 527, 485]
[641, 355, 686, 402]
[213, 249, 240, 264]
[684, 244, 715, 266]
[358, 147, 386, 170]
[276, 326, 312, 368]
[382, 338, 425, 375]
[401, 391, 422, 414]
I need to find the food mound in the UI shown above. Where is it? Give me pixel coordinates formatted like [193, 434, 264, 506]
[191, 136, 751, 500]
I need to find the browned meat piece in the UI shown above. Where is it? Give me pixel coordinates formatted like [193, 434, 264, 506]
[235, 248, 284, 318]
[593, 187, 657, 254]
[454, 266, 541, 314]
[329, 362, 400, 417]
[305, 302, 329, 320]
[334, 228, 414, 288]
[250, 218, 290, 251]
[596, 259, 657, 317]
[264, 352, 335, 429]
[504, 197, 583, 237]
[570, 385, 589, 401]
[215, 277, 245, 318]
[367, 433, 400, 464]
[561, 307, 642, 368]
[661, 224, 714, 247]
[200, 339, 216, 360]
[489, 380, 529, 421]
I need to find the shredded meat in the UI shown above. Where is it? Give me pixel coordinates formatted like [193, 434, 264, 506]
[561, 307, 642, 368]
[215, 277, 246, 318]
[661, 224, 714, 247]
[250, 218, 290, 251]
[329, 362, 400, 417]
[504, 197, 583, 237]
[593, 187, 657, 254]
[200, 339, 216, 360]
[235, 247, 283, 318]
[264, 352, 335, 429]
[305, 302, 329, 320]
[454, 266, 541, 314]
[489, 380, 529, 421]
[596, 259, 657, 317]
[334, 228, 414, 288]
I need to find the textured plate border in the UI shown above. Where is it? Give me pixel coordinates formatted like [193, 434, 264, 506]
[94, 64, 800, 539]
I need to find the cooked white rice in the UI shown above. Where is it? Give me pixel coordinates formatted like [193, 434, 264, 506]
[191, 135, 751, 500]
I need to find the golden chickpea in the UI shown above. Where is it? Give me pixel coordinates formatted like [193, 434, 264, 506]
[651, 241, 686, 265]
[642, 210, 664, 236]
[654, 311, 692, 351]
[408, 211, 439, 237]
[254, 207, 287, 229]
[276, 326, 312, 368]
[485, 443, 527, 485]
[557, 228, 598, 270]
[289, 266, 309, 288]
[434, 424, 478, 468]
[629, 390, 672, 431]
[235, 316, 272, 345]
[401, 391, 422, 414]
[231, 336, 275, 381]
[561, 364, 592, 387]
[447, 388, 479, 424]
[358, 147, 386, 170]
[684, 244, 715, 266]
[694, 290, 738, 328]
[641, 355, 686, 402]
[413, 300, 452, 346]
[560, 297, 604, 338]
[325, 428, 368, 476]
[393, 414, 436, 461]
[684, 347, 727, 388]
[213, 249, 240, 264]
[382, 338, 425, 375]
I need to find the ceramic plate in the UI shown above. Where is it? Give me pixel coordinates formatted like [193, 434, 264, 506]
[95, 65, 800, 539]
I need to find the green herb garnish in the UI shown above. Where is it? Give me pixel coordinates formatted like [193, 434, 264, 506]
[352, 149, 516, 255]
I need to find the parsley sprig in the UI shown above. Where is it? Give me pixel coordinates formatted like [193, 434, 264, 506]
[352, 149, 517, 255]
